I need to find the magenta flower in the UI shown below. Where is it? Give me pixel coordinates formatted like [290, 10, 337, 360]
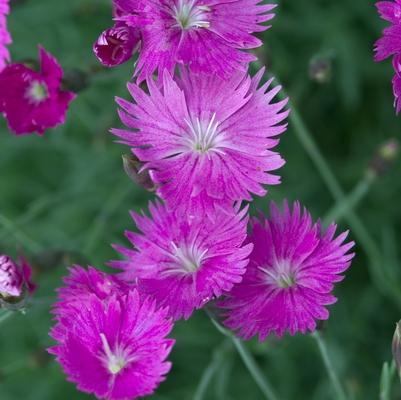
[220, 201, 355, 340]
[93, 22, 141, 67]
[0, 0, 11, 71]
[49, 288, 174, 400]
[375, 0, 401, 113]
[0, 254, 35, 299]
[113, 68, 288, 215]
[104, 0, 276, 80]
[111, 201, 253, 320]
[0, 46, 75, 135]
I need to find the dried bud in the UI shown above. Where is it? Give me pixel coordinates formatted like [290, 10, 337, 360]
[392, 321, 401, 377]
[62, 68, 90, 93]
[368, 138, 400, 177]
[309, 58, 332, 84]
[93, 23, 140, 67]
[122, 154, 156, 191]
[0, 255, 36, 309]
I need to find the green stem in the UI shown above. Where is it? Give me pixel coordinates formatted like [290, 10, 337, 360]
[208, 316, 279, 400]
[380, 361, 396, 400]
[0, 310, 14, 325]
[322, 175, 374, 226]
[312, 331, 347, 400]
[194, 339, 231, 400]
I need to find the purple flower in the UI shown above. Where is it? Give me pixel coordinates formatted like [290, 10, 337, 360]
[49, 288, 174, 400]
[375, 0, 401, 113]
[0, 254, 36, 299]
[113, 68, 288, 215]
[220, 201, 355, 340]
[0, 0, 11, 71]
[0, 46, 75, 135]
[93, 22, 141, 67]
[100, 0, 276, 80]
[111, 201, 253, 320]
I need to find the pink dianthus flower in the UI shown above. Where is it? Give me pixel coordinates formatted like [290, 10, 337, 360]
[0, 0, 11, 71]
[111, 201, 253, 320]
[113, 68, 288, 215]
[220, 201, 355, 340]
[96, 0, 276, 80]
[375, 0, 401, 113]
[49, 269, 174, 400]
[0, 46, 75, 135]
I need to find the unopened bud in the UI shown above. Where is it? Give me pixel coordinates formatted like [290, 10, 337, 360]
[122, 154, 156, 191]
[368, 138, 399, 178]
[62, 68, 90, 93]
[309, 58, 332, 84]
[392, 321, 401, 377]
[0, 255, 36, 310]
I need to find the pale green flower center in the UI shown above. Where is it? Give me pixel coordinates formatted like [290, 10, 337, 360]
[100, 333, 133, 375]
[165, 242, 208, 275]
[173, 0, 210, 30]
[259, 260, 298, 289]
[26, 81, 49, 104]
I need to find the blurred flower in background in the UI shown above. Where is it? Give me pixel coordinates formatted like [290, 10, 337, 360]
[0, 0, 11, 71]
[0, 46, 75, 135]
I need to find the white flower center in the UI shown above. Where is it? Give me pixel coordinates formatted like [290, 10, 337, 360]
[100, 333, 135, 375]
[26, 81, 49, 104]
[259, 260, 297, 289]
[183, 113, 226, 156]
[164, 242, 208, 276]
[172, 0, 210, 30]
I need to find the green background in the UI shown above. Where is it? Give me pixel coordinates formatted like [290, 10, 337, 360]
[1, 0, 401, 399]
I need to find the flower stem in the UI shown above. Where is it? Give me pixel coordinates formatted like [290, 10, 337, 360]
[312, 331, 347, 400]
[380, 361, 396, 400]
[0, 310, 14, 325]
[208, 315, 279, 400]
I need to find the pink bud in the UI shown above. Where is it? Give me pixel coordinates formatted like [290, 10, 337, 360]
[93, 23, 140, 67]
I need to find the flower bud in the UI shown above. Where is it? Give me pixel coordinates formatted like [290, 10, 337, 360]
[392, 321, 401, 376]
[0, 255, 36, 309]
[309, 58, 332, 84]
[122, 154, 156, 191]
[93, 23, 140, 67]
[368, 138, 399, 177]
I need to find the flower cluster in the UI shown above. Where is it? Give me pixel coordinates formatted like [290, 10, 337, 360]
[49, 1, 355, 399]
[375, 0, 401, 113]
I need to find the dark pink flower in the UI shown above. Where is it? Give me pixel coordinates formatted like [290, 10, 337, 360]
[100, 0, 276, 80]
[220, 201, 355, 340]
[111, 201, 253, 320]
[0, 254, 36, 299]
[93, 22, 140, 67]
[113, 68, 288, 215]
[0, 0, 11, 71]
[0, 46, 75, 135]
[49, 288, 174, 400]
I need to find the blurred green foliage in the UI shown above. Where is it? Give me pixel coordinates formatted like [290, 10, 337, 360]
[0, 0, 401, 399]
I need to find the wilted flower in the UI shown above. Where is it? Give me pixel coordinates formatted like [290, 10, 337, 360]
[122, 153, 156, 191]
[0, 0, 11, 71]
[93, 22, 140, 67]
[368, 137, 399, 177]
[111, 201, 252, 320]
[392, 320, 401, 377]
[374, 0, 401, 113]
[220, 201, 355, 340]
[99, 0, 276, 80]
[49, 288, 174, 400]
[0, 46, 76, 135]
[0, 254, 35, 303]
[113, 68, 288, 215]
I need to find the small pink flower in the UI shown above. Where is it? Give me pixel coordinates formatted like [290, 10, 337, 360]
[0, 0, 11, 71]
[0, 254, 36, 299]
[49, 288, 174, 400]
[220, 201, 355, 340]
[93, 22, 140, 67]
[111, 201, 253, 320]
[0, 46, 75, 135]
